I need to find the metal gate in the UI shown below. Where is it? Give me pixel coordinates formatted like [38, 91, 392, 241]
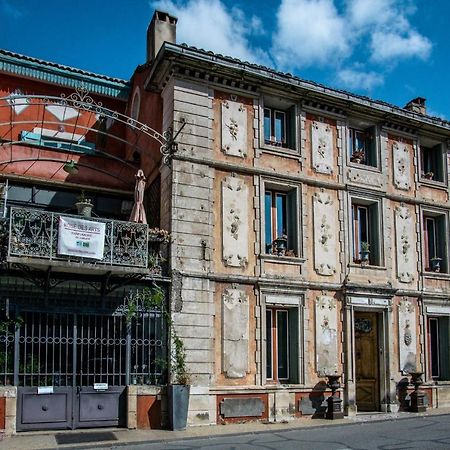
[13, 310, 164, 431]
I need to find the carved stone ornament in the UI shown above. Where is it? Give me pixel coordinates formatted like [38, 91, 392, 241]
[221, 100, 247, 158]
[393, 141, 411, 190]
[311, 121, 333, 174]
[398, 298, 417, 373]
[222, 288, 249, 378]
[313, 191, 337, 276]
[315, 296, 338, 376]
[395, 205, 415, 283]
[222, 175, 249, 268]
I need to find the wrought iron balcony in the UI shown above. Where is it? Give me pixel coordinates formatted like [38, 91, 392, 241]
[6, 207, 164, 276]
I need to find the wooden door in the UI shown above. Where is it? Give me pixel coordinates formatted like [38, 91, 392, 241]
[355, 311, 379, 411]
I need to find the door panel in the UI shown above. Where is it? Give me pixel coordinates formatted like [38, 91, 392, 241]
[76, 386, 126, 428]
[17, 387, 73, 430]
[355, 311, 379, 411]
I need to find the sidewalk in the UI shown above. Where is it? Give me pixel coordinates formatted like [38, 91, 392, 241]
[2, 407, 450, 450]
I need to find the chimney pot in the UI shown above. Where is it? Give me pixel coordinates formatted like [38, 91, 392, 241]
[404, 97, 426, 115]
[147, 10, 177, 63]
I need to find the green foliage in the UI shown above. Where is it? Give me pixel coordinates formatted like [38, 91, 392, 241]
[123, 285, 190, 385]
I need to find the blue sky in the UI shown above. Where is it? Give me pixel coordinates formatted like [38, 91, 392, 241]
[1, 0, 449, 119]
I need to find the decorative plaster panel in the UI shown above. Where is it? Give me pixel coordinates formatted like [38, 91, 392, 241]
[313, 191, 337, 276]
[222, 288, 249, 378]
[315, 296, 338, 376]
[346, 168, 383, 188]
[395, 206, 416, 283]
[398, 299, 417, 373]
[311, 121, 333, 174]
[221, 100, 247, 157]
[222, 175, 249, 268]
[393, 141, 411, 190]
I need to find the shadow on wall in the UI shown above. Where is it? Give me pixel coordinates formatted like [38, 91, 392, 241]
[309, 381, 328, 418]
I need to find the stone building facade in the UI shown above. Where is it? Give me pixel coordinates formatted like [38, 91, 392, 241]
[143, 14, 450, 425]
[2, 9, 450, 433]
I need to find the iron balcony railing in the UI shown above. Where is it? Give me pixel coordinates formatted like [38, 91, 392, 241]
[7, 207, 164, 273]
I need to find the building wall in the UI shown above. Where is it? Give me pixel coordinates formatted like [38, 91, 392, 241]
[164, 74, 450, 425]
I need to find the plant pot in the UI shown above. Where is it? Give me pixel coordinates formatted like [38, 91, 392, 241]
[168, 384, 190, 430]
[75, 201, 93, 217]
[360, 250, 370, 264]
[431, 257, 442, 272]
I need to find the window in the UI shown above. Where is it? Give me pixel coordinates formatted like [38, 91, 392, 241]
[420, 144, 445, 183]
[266, 307, 298, 383]
[130, 88, 141, 121]
[262, 101, 296, 150]
[348, 126, 377, 167]
[264, 188, 298, 256]
[428, 316, 450, 380]
[352, 200, 381, 265]
[20, 129, 95, 154]
[423, 213, 447, 273]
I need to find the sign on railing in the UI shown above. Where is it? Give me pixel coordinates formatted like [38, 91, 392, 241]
[8, 207, 149, 269]
[58, 217, 106, 260]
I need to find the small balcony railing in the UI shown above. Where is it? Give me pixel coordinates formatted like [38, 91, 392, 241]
[7, 207, 163, 274]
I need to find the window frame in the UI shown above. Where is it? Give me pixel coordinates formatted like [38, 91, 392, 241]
[350, 195, 383, 266]
[261, 97, 298, 154]
[261, 180, 301, 258]
[262, 292, 304, 386]
[419, 142, 446, 184]
[427, 315, 450, 381]
[422, 209, 448, 273]
[347, 122, 379, 169]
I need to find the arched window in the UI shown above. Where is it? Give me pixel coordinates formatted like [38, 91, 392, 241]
[130, 88, 141, 121]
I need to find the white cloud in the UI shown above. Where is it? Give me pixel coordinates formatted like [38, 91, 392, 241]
[151, 0, 269, 65]
[337, 69, 384, 91]
[271, 0, 350, 69]
[346, 0, 431, 62]
[370, 30, 431, 62]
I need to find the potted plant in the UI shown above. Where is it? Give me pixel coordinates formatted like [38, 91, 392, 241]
[430, 256, 442, 272]
[360, 241, 370, 264]
[167, 332, 191, 431]
[422, 171, 434, 180]
[75, 191, 93, 217]
[122, 287, 190, 430]
[272, 234, 288, 256]
[350, 150, 365, 164]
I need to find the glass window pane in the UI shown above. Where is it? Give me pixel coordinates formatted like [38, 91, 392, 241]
[426, 218, 437, 261]
[276, 193, 286, 238]
[274, 111, 285, 143]
[265, 192, 273, 252]
[264, 108, 271, 141]
[354, 130, 365, 152]
[277, 310, 289, 380]
[429, 318, 440, 378]
[266, 310, 273, 380]
[358, 206, 368, 251]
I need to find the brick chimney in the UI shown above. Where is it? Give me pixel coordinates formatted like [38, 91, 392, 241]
[404, 97, 426, 115]
[147, 10, 177, 63]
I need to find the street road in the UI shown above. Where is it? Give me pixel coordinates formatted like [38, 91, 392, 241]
[111, 415, 450, 450]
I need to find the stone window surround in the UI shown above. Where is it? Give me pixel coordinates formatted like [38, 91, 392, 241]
[346, 120, 381, 171]
[259, 177, 302, 260]
[423, 302, 450, 383]
[420, 206, 449, 275]
[348, 193, 385, 268]
[260, 290, 305, 387]
[258, 94, 299, 156]
[418, 138, 447, 187]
